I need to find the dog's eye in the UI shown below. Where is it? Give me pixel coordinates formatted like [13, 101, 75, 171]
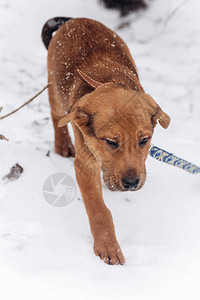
[139, 137, 149, 148]
[105, 139, 119, 149]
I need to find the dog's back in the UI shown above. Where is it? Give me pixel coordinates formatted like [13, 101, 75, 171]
[42, 18, 142, 113]
[42, 17, 136, 71]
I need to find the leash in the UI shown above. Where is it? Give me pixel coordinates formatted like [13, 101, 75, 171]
[149, 144, 200, 174]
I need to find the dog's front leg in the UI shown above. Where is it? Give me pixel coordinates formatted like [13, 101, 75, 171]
[75, 148, 125, 265]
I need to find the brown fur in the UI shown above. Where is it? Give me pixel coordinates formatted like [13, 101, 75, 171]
[46, 18, 170, 265]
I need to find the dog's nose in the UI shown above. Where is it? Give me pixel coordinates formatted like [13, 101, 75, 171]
[122, 177, 140, 190]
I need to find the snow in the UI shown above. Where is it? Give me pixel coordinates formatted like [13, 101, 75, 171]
[0, 0, 200, 299]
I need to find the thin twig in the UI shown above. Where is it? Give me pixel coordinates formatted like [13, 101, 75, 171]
[164, 0, 189, 28]
[0, 83, 51, 120]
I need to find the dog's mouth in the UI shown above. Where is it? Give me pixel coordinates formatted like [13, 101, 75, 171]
[106, 182, 143, 192]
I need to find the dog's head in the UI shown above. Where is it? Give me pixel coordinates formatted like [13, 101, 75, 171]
[59, 71, 170, 191]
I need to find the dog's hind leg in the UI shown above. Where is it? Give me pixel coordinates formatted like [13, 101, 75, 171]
[51, 113, 75, 157]
[48, 86, 75, 157]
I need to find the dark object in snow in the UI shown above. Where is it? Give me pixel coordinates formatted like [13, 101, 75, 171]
[46, 150, 50, 157]
[100, 0, 147, 16]
[0, 134, 8, 141]
[42, 17, 73, 50]
[3, 163, 23, 181]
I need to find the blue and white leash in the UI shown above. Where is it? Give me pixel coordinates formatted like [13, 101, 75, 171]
[149, 145, 200, 175]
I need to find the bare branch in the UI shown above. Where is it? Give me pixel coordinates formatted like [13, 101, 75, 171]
[164, 0, 189, 28]
[0, 83, 51, 120]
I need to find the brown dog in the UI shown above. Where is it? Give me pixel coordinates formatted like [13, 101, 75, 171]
[42, 17, 170, 265]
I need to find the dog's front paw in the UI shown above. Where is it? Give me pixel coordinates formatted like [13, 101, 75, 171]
[94, 238, 125, 265]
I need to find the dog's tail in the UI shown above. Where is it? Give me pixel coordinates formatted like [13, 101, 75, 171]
[41, 17, 73, 50]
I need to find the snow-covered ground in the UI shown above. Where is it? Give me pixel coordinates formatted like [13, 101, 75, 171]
[0, 0, 200, 299]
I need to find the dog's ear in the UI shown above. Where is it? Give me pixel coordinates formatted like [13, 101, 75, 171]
[58, 107, 90, 128]
[144, 94, 170, 129]
[77, 69, 102, 89]
[58, 113, 72, 127]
